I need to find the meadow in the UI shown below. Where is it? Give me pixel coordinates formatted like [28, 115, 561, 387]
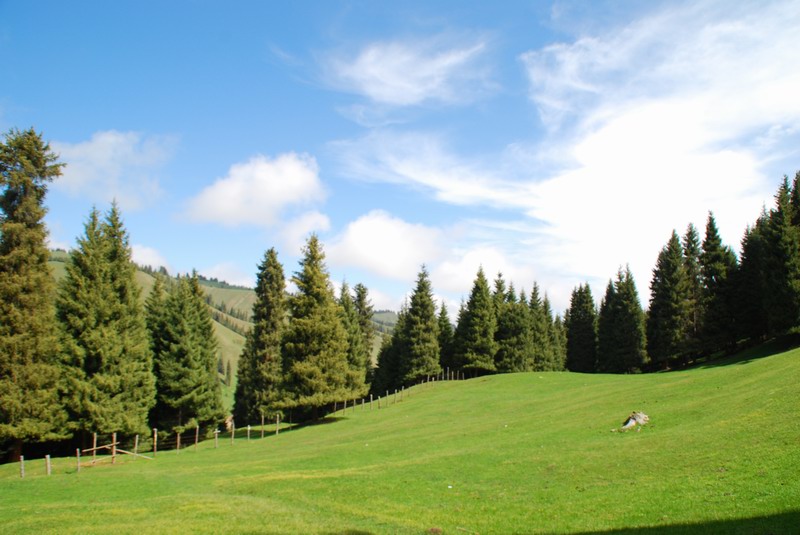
[1, 342, 797, 534]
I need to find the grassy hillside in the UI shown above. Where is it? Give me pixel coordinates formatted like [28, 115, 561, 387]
[1, 342, 797, 533]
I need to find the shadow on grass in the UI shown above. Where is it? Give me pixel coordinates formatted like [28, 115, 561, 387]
[576, 510, 800, 535]
[691, 333, 800, 370]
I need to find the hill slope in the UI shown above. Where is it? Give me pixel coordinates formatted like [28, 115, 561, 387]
[1, 343, 797, 533]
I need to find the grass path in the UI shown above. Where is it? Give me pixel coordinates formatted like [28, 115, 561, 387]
[1, 344, 798, 533]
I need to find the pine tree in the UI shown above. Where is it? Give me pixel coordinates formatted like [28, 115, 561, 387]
[646, 231, 692, 369]
[437, 302, 455, 374]
[281, 235, 350, 417]
[494, 285, 533, 373]
[541, 296, 563, 371]
[151, 273, 224, 432]
[528, 283, 549, 371]
[339, 281, 369, 397]
[353, 283, 375, 376]
[372, 307, 408, 394]
[565, 283, 597, 373]
[551, 314, 568, 369]
[58, 205, 156, 438]
[683, 223, 703, 355]
[0, 128, 67, 460]
[454, 267, 497, 376]
[700, 212, 739, 354]
[597, 267, 647, 373]
[233, 248, 286, 424]
[736, 216, 770, 341]
[399, 267, 440, 385]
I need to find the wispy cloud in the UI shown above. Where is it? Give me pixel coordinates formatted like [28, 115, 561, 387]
[52, 131, 176, 210]
[324, 34, 493, 107]
[185, 153, 326, 228]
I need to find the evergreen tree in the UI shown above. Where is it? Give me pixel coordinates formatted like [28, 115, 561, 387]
[494, 286, 533, 373]
[454, 267, 497, 376]
[151, 273, 224, 432]
[372, 307, 408, 395]
[541, 296, 563, 371]
[437, 302, 455, 374]
[551, 314, 568, 369]
[233, 248, 286, 424]
[58, 205, 156, 438]
[565, 283, 597, 373]
[0, 128, 67, 460]
[281, 235, 350, 416]
[700, 212, 739, 353]
[646, 231, 692, 369]
[399, 267, 440, 385]
[762, 177, 800, 334]
[353, 283, 375, 376]
[528, 283, 550, 371]
[339, 281, 369, 397]
[736, 216, 770, 341]
[683, 223, 703, 355]
[597, 267, 647, 373]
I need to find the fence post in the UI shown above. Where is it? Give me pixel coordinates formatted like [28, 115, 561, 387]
[261, 413, 265, 438]
[214, 429, 219, 449]
[112, 432, 117, 464]
[176, 431, 181, 454]
[195, 426, 199, 451]
[76, 449, 81, 473]
[231, 422, 235, 445]
[153, 428, 158, 458]
[370, 394, 373, 410]
[45, 455, 51, 476]
[394, 389, 397, 404]
[19, 456, 24, 479]
[276, 414, 280, 435]
[247, 425, 251, 441]
[134, 434, 139, 459]
[92, 433, 97, 465]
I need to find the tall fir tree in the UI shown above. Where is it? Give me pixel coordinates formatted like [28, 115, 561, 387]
[736, 215, 770, 341]
[528, 283, 550, 370]
[399, 267, 441, 385]
[353, 283, 375, 376]
[699, 212, 739, 353]
[597, 267, 647, 373]
[682, 223, 703, 355]
[762, 177, 800, 334]
[437, 302, 455, 374]
[646, 231, 692, 369]
[454, 267, 497, 376]
[58, 205, 156, 439]
[233, 248, 286, 424]
[541, 296, 563, 371]
[281, 235, 350, 416]
[338, 281, 369, 397]
[151, 272, 224, 433]
[372, 307, 408, 395]
[0, 128, 67, 460]
[565, 283, 597, 373]
[494, 285, 533, 373]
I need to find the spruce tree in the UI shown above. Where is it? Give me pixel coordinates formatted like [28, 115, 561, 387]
[528, 283, 550, 371]
[763, 177, 800, 334]
[372, 307, 408, 394]
[683, 223, 703, 355]
[454, 267, 497, 376]
[58, 205, 156, 438]
[541, 296, 563, 371]
[437, 302, 455, 374]
[565, 283, 597, 373]
[494, 286, 533, 373]
[399, 267, 440, 385]
[281, 235, 350, 416]
[736, 216, 770, 341]
[151, 273, 224, 433]
[339, 281, 369, 397]
[700, 212, 739, 354]
[353, 283, 375, 375]
[233, 248, 286, 424]
[597, 267, 647, 373]
[0, 128, 67, 460]
[646, 231, 692, 369]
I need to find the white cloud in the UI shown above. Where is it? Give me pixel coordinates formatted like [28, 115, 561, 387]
[52, 131, 175, 210]
[185, 153, 325, 227]
[325, 35, 492, 106]
[132, 244, 171, 272]
[327, 210, 444, 281]
[201, 262, 255, 289]
[280, 210, 331, 254]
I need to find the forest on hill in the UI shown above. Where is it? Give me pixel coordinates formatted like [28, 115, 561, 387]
[3, 127, 800, 463]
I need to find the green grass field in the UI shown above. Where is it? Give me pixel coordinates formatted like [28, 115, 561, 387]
[2, 343, 798, 534]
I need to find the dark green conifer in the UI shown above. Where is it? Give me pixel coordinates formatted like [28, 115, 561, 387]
[700, 212, 739, 353]
[565, 283, 597, 373]
[683, 223, 703, 355]
[528, 283, 550, 370]
[598, 267, 647, 373]
[353, 283, 375, 375]
[399, 267, 440, 384]
[494, 285, 533, 373]
[437, 302, 455, 374]
[454, 267, 497, 376]
[736, 216, 770, 341]
[0, 128, 67, 460]
[339, 281, 369, 397]
[233, 248, 286, 423]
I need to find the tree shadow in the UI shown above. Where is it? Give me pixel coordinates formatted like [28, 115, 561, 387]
[691, 333, 800, 370]
[574, 510, 800, 535]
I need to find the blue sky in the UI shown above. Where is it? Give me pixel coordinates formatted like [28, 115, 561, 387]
[2, 1, 799, 314]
